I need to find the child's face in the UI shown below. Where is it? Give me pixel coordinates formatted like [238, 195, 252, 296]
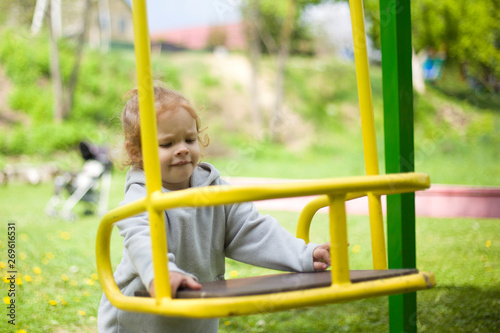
[157, 107, 200, 190]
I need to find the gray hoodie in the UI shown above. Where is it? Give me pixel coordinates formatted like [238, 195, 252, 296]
[98, 162, 319, 333]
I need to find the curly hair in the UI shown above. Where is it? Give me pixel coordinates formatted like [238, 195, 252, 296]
[121, 84, 209, 169]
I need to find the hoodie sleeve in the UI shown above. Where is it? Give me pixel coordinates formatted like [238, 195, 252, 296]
[115, 182, 196, 292]
[223, 200, 320, 273]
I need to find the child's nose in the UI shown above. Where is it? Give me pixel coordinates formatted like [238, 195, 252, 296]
[175, 144, 189, 155]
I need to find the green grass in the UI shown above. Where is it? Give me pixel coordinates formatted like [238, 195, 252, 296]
[0, 179, 499, 332]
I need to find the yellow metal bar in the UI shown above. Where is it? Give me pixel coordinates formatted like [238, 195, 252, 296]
[131, 0, 170, 300]
[296, 192, 368, 243]
[349, 0, 387, 269]
[328, 194, 350, 285]
[368, 193, 387, 269]
[152, 173, 429, 211]
[296, 195, 329, 243]
[349, 0, 378, 176]
[96, 197, 148, 306]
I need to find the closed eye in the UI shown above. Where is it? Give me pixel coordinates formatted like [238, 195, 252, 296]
[159, 142, 172, 148]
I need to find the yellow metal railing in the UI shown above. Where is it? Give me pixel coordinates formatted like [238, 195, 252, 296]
[95, 0, 436, 318]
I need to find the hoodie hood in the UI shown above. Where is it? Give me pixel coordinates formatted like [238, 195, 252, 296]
[124, 162, 221, 194]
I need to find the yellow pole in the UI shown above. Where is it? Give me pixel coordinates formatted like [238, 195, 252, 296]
[349, 0, 387, 269]
[131, 0, 171, 299]
[328, 195, 350, 285]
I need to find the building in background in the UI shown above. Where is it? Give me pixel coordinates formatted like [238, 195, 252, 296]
[148, 0, 245, 51]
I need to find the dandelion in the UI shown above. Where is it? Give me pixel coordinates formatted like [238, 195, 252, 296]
[58, 296, 67, 305]
[49, 300, 57, 306]
[24, 275, 32, 282]
[19, 253, 27, 260]
[60, 232, 71, 240]
[486, 240, 492, 248]
[16, 329, 27, 333]
[45, 252, 55, 260]
[20, 233, 28, 241]
[229, 270, 239, 278]
[91, 273, 99, 280]
[0, 262, 5, 269]
[224, 321, 231, 326]
[33, 267, 42, 274]
[16, 278, 23, 285]
[352, 244, 361, 254]
[3, 296, 10, 304]
[78, 310, 86, 316]
[70, 280, 78, 287]
[85, 278, 95, 286]
[83, 291, 90, 297]
[3, 276, 9, 283]
[61, 274, 69, 281]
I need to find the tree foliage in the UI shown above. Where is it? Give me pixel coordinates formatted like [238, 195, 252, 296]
[412, 0, 499, 87]
[362, 0, 499, 90]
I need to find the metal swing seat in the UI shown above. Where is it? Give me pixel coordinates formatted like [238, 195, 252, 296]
[96, 0, 435, 319]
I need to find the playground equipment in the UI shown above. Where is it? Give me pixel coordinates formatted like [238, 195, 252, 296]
[46, 141, 112, 221]
[96, 0, 434, 330]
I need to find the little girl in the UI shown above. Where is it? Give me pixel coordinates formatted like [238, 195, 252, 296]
[98, 84, 331, 333]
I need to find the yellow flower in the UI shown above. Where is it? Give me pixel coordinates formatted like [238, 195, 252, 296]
[78, 310, 86, 316]
[224, 321, 231, 326]
[24, 275, 32, 282]
[229, 270, 239, 278]
[486, 240, 492, 248]
[85, 278, 95, 286]
[60, 232, 71, 240]
[83, 291, 90, 297]
[3, 276, 9, 283]
[19, 253, 27, 260]
[70, 280, 77, 287]
[16, 329, 27, 333]
[33, 267, 42, 274]
[45, 252, 55, 260]
[16, 278, 23, 285]
[0, 262, 6, 269]
[352, 244, 361, 254]
[49, 300, 57, 306]
[61, 274, 69, 281]
[58, 295, 67, 305]
[3, 296, 10, 304]
[20, 233, 28, 241]
[91, 273, 99, 280]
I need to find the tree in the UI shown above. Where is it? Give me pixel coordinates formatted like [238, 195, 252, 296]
[363, 0, 500, 91]
[242, 0, 320, 142]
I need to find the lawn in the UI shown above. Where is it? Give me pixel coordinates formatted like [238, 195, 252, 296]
[0, 174, 498, 332]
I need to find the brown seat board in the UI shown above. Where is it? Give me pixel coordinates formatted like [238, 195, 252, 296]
[175, 269, 419, 299]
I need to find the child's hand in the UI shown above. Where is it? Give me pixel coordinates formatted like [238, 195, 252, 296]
[313, 242, 331, 270]
[148, 272, 202, 298]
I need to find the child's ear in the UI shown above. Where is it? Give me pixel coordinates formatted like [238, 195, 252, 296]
[126, 141, 142, 164]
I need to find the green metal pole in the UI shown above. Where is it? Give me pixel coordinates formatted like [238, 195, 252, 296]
[379, 0, 417, 332]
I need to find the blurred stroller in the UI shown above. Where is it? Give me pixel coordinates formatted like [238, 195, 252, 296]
[46, 141, 112, 221]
